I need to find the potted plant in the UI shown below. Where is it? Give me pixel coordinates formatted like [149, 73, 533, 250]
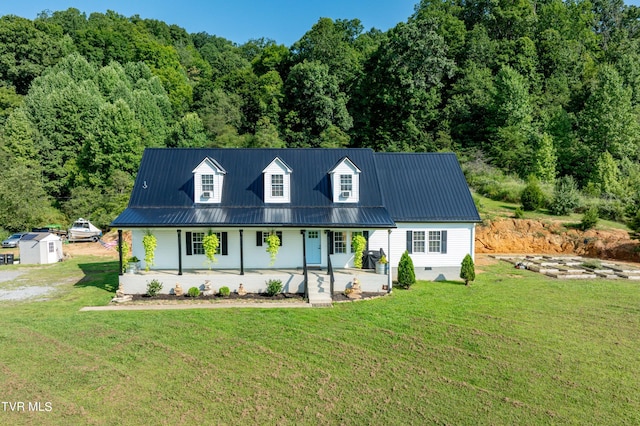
[376, 255, 388, 274]
[126, 256, 141, 274]
[265, 232, 280, 266]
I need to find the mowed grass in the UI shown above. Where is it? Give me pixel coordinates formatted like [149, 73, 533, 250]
[0, 257, 639, 425]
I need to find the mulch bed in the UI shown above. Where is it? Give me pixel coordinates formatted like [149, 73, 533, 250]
[131, 292, 304, 302]
[332, 292, 387, 302]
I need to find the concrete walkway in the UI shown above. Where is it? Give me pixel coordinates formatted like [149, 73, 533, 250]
[80, 302, 312, 311]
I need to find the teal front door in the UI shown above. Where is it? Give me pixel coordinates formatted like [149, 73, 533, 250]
[305, 230, 321, 265]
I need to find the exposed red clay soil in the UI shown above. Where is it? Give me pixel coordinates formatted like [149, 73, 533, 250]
[475, 219, 640, 263]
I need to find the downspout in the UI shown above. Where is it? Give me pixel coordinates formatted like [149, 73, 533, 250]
[177, 229, 182, 275]
[118, 229, 123, 276]
[387, 229, 392, 293]
[301, 230, 308, 301]
[240, 229, 244, 275]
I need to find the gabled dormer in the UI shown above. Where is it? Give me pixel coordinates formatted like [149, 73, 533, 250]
[263, 157, 292, 203]
[329, 157, 361, 203]
[193, 157, 226, 204]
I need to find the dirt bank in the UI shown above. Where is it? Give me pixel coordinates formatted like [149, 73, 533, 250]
[475, 219, 640, 262]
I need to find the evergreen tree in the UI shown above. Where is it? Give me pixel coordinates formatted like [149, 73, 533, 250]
[397, 250, 416, 289]
[460, 254, 475, 286]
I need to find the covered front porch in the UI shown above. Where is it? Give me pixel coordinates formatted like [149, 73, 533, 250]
[118, 267, 389, 299]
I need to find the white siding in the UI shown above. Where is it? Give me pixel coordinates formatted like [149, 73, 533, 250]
[263, 158, 291, 203]
[368, 223, 475, 269]
[193, 159, 224, 204]
[329, 159, 360, 203]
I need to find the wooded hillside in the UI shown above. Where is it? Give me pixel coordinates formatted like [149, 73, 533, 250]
[1, 1, 639, 232]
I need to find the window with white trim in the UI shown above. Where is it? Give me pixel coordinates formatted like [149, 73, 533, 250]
[340, 175, 352, 192]
[192, 232, 222, 255]
[271, 174, 284, 197]
[201, 175, 214, 192]
[428, 231, 441, 253]
[334, 231, 346, 254]
[413, 231, 426, 253]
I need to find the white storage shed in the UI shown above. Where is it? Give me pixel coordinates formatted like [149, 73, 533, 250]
[19, 233, 64, 264]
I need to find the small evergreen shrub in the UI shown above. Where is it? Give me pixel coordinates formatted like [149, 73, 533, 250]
[580, 206, 599, 230]
[520, 178, 545, 211]
[219, 286, 230, 297]
[397, 250, 415, 289]
[460, 254, 476, 286]
[146, 279, 163, 297]
[187, 286, 200, 297]
[514, 207, 524, 219]
[266, 279, 283, 296]
[549, 175, 580, 216]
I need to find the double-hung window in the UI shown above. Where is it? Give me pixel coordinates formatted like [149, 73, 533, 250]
[428, 231, 441, 253]
[271, 174, 284, 197]
[340, 174, 352, 192]
[192, 232, 222, 255]
[407, 230, 447, 254]
[333, 231, 346, 254]
[413, 231, 426, 253]
[201, 174, 214, 193]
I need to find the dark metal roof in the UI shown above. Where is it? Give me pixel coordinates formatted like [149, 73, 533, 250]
[374, 152, 481, 222]
[112, 207, 395, 228]
[111, 148, 479, 227]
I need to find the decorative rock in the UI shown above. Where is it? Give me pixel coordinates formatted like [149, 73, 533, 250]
[237, 283, 247, 296]
[351, 277, 362, 294]
[111, 294, 132, 303]
[202, 280, 215, 296]
[174, 283, 183, 297]
[115, 284, 126, 298]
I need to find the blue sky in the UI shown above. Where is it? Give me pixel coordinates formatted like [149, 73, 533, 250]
[0, 1, 418, 46]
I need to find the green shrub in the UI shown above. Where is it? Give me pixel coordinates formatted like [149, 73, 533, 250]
[549, 175, 581, 216]
[514, 207, 524, 219]
[146, 279, 163, 297]
[460, 254, 475, 286]
[187, 286, 200, 297]
[580, 206, 599, 231]
[520, 178, 545, 211]
[397, 250, 415, 289]
[219, 286, 230, 297]
[596, 198, 625, 222]
[462, 155, 525, 203]
[266, 279, 283, 296]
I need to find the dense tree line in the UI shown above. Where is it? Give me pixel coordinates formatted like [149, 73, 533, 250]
[1, 1, 640, 232]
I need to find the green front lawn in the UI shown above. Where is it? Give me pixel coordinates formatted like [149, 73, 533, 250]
[0, 257, 638, 424]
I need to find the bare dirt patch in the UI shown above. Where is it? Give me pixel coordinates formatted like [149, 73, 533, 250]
[476, 219, 640, 263]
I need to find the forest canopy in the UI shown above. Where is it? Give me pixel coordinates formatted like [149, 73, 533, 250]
[1, 1, 640, 232]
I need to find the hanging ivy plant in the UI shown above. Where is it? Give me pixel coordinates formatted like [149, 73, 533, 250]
[265, 232, 280, 266]
[142, 230, 157, 272]
[119, 241, 130, 273]
[351, 234, 367, 269]
[202, 231, 219, 269]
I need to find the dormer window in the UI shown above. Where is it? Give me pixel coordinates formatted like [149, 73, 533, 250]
[263, 157, 292, 203]
[193, 157, 226, 204]
[329, 157, 360, 203]
[271, 174, 284, 197]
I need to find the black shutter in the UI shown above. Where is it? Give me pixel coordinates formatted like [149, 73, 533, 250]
[406, 230, 413, 254]
[329, 231, 334, 254]
[256, 231, 262, 246]
[186, 232, 192, 256]
[276, 231, 283, 246]
[363, 231, 369, 251]
[441, 230, 447, 254]
[221, 232, 228, 255]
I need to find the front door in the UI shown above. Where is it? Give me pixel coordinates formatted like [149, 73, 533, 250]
[305, 230, 321, 265]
